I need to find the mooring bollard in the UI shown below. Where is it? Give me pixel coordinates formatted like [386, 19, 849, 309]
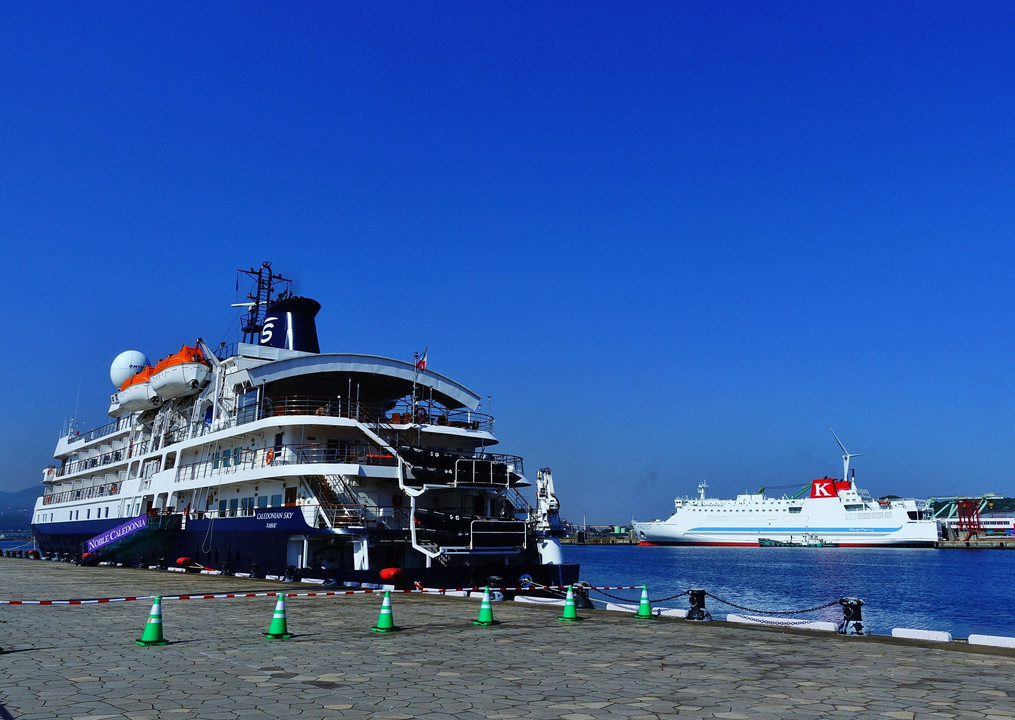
[687, 589, 711, 621]
[837, 597, 870, 636]
[573, 583, 594, 610]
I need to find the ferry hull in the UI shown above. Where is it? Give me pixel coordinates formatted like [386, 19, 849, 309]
[637, 538, 936, 548]
[633, 523, 938, 548]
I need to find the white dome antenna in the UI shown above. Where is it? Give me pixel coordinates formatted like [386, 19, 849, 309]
[110, 350, 149, 387]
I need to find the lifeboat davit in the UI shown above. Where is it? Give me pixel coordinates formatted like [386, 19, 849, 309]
[150, 345, 211, 399]
[113, 366, 161, 413]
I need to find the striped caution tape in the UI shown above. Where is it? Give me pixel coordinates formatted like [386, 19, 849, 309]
[0, 584, 641, 606]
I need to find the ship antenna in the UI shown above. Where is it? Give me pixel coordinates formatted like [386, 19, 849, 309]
[236, 261, 292, 344]
[827, 425, 872, 483]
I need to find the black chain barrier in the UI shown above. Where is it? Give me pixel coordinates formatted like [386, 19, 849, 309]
[703, 591, 845, 616]
[592, 588, 691, 604]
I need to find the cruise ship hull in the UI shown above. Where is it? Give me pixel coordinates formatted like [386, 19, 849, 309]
[32, 514, 577, 589]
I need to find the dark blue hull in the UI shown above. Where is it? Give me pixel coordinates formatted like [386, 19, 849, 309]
[32, 513, 579, 590]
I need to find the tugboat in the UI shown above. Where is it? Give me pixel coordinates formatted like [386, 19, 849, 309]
[31, 262, 577, 590]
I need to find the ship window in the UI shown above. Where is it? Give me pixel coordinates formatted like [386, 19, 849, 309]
[86, 509, 90, 519]
[257, 496, 268, 508]
[270, 494, 282, 507]
[212, 451, 221, 469]
[105, 507, 110, 518]
[229, 498, 239, 517]
[788, 507, 801, 514]
[234, 449, 242, 466]
[219, 500, 227, 516]
[223, 449, 231, 467]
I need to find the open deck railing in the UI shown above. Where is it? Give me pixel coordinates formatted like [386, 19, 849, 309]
[173, 441, 398, 483]
[66, 416, 132, 445]
[43, 480, 123, 505]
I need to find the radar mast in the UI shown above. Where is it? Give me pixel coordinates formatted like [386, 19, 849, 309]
[237, 262, 292, 344]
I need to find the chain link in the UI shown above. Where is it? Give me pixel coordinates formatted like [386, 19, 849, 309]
[704, 591, 845, 616]
[591, 588, 691, 604]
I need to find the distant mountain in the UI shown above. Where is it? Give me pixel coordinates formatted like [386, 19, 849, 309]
[0, 486, 42, 532]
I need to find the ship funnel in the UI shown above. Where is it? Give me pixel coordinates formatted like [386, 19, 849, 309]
[259, 296, 321, 353]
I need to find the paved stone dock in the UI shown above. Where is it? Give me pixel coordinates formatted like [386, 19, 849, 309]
[1, 557, 1013, 719]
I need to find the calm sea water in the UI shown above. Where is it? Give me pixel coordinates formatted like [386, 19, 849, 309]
[563, 544, 1015, 639]
[4, 538, 1011, 639]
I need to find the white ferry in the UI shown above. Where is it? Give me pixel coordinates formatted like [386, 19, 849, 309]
[31, 262, 576, 589]
[633, 432, 939, 547]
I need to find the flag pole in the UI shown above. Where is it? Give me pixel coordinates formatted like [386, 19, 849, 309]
[412, 352, 418, 418]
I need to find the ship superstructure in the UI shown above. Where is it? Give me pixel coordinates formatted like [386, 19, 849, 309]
[31, 263, 576, 589]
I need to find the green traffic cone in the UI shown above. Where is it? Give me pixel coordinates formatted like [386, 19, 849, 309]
[136, 596, 169, 646]
[558, 585, 582, 622]
[265, 594, 293, 639]
[636, 584, 654, 619]
[371, 591, 399, 633]
[473, 586, 499, 626]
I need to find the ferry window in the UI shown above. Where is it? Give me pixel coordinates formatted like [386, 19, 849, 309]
[86, 509, 90, 519]
[270, 494, 282, 506]
[105, 507, 109, 518]
[223, 449, 231, 467]
[229, 498, 239, 517]
[788, 507, 801, 514]
[234, 449, 242, 466]
[219, 500, 227, 516]
[212, 451, 221, 469]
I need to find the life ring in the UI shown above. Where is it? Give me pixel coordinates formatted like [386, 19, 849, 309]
[266, 448, 275, 465]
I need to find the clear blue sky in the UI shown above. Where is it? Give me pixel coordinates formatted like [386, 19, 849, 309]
[3, 2, 1013, 522]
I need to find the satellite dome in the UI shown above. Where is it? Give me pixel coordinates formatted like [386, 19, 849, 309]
[110, 350, 149, 388]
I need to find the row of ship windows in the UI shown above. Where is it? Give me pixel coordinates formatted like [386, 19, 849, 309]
[218, 496, 282, 516]
[35, 507, 114, 523]
[692, 508, 803, 512]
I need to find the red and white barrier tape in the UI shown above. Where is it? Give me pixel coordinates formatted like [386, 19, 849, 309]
[0, 584, 642, 606]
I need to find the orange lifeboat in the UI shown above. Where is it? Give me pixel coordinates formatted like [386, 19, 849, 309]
[113, 366, 161, 413]
[150, 345, 211, 399]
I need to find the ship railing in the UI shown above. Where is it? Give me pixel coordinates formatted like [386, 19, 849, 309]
[42, 479, 124, 506]
[243, 395, 495, 434]
[66, 416, 132, 445]
[173, 441, 398, 483]
[53, 449, 128, 479]
[426, 520, 527, 554]
[215, 342, 238, 361]
[313, 503, 367, 528]
[384, 401, 494, 432]
[469, 519, 527, 549]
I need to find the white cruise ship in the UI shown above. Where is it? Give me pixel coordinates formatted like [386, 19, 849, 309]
[31, 262, 576, 589]
[633, 434, 939, 547]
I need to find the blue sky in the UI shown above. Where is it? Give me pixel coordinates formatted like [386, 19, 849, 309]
[3, 3, 1013, 523]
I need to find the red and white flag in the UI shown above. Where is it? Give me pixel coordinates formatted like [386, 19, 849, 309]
[415, 349, 428, 372]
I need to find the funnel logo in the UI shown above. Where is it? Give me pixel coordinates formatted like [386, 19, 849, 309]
[810, 479, 851, 499]
[260, 316, 278, 345]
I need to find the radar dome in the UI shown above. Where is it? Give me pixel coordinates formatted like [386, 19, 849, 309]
[110, 350, 149, 388]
